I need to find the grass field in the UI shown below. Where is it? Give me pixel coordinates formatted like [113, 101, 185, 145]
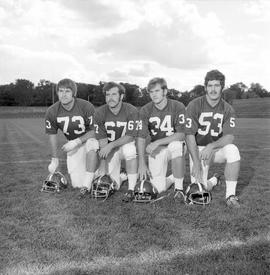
[0, 103, 270, 274]
[232, 97, 270, 118]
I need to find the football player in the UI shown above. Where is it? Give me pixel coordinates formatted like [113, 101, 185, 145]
[45, 78, 99, 197]
[185, 70, 241, 208]
[94, 82, 138, 202]
[137, 77, 186, 198]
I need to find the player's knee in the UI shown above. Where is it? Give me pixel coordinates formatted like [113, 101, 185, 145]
[122, 142, 137, 160]
[168, 141, 185, 158]
[223, 144, 241, 163]
[86, 138, 99, 153]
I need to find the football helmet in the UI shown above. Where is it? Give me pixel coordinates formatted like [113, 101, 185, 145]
[91, 174, 117, 201]
[185, 182, 211, 205]
[133, 179, 158, 203]
[41, 171, 68, 193]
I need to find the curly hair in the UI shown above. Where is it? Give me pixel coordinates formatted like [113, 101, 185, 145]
[204, 70, 225, 89]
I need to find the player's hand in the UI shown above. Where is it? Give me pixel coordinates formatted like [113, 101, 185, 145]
[191, 161, 203, 183]
[199, 144, 214, 166]
[99, 143, 114, 159]
[138, 162, 152, 180]
[62, 138, 82, 153]
[48, 157, 59, 174]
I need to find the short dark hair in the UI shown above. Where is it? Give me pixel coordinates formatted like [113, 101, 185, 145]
[147, 77, 167, 92]
[102, 82, 125, 95]
[204, 70, 225, 89]
[56, 78, 77, 97]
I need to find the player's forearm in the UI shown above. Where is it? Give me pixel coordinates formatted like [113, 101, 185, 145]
[186, 134, 200, 164]
[155, 132, 185, 147]
[110, 135, 134, 150]
[209, 134, 234, 150]
[99, 158, 107, 174]
[48, 134, 58, 158]
[137, 137, 147, 164]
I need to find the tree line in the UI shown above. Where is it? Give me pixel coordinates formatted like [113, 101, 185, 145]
[0, 79, 269, 107]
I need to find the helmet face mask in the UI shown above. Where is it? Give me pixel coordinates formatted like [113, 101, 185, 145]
[134, 180, 158, 203]
[185, 182, 211, 205]
[41, 171, 68, 193]
[186, 190, 211, 205]
[91, 175, 116, 201]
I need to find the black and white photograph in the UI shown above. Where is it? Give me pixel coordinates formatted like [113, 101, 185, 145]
[0, 0, 269, 274]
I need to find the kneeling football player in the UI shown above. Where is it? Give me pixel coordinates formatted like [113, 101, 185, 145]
[185, 70, 241, 208]
[137, 77, 186, 199]
[45, 78, 98, 197]
[94, 82, 138, 202]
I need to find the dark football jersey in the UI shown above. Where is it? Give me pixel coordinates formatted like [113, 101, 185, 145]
[185, 96, 236, 146]
[45, 98, 95, 140]
[138, 99, 186, 142]
[94, 102, 139, 142]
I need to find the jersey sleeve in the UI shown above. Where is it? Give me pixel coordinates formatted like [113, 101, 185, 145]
[125, 106, 139, 137]
[137, 106, 149, 139]
[94, 109, 107, 140]
[222, 104, 236, 135]
[83, 101, 96, 132]
[45, 107, 58, 135]
[185, 100, 199, 135]
[174, 102, 186, 133]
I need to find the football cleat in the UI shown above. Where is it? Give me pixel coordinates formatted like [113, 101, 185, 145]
[226, 195, 240, 208]
[91, 174, 117, 201]
[122, 190, 134, 203]
[41, 171, 68, 193]
[133, 179, 158, 203]
[185, 182, 211, 205]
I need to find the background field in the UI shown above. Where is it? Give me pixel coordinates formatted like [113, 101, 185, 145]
[0, 98, 269, 274]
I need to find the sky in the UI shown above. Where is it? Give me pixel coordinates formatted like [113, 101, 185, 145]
[0, 0, 269, 91]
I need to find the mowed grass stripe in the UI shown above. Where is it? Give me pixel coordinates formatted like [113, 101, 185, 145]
[0, 118, 67, 164]
[0, 119, 30, 162]
[8, 119, 46, 146]
[3, 233, 269, 275]
[0, 119, 47, 165]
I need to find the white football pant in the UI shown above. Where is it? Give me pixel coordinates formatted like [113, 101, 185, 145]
[189, 144, 241, 188]
[106, 141, 137, 190]
[67, 143, 87, 188]
[149, 141, 185, 193]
